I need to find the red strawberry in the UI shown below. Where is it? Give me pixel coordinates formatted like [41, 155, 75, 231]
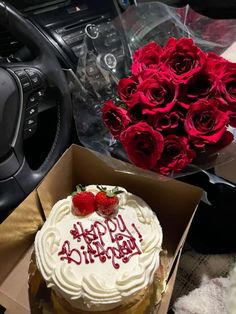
[72, 185, 95, 216]
[95, 186, 123, 217]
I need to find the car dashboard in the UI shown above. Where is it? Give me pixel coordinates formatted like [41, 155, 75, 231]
[2, 0, 126, 69]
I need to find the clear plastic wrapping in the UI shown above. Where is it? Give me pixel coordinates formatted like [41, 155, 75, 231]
[72, 2, 236, 178]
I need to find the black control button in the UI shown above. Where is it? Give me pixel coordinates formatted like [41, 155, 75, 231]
[24, 124, 37, 139]
[28, 94, 38, 106]
[105, 30, 118, 38]
[103, 53, 117, 69]
[25, 69, 42, 87]
[14, 69, 32, 91]
[25, 69, 36, 76]
[27, 90, 44, 107]
[26, 105, 38, 118]
[14, 70, 26, 78]
[25, 116, 37, 127]
[20, 77, 31, 91]
[31, 74, 41, 87]
[85, 24, 99, 39]
[37, 89, 45, 99]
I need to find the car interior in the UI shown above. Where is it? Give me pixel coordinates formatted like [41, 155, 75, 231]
[1, 0, 236, 312]
[1, 0, 236, 223]
[0, 0, 121, 220]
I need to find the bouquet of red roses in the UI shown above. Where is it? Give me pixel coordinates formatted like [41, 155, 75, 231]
[101, 37, 236, 175]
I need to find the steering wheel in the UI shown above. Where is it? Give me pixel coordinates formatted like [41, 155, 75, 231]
[0, 2, 72, 220]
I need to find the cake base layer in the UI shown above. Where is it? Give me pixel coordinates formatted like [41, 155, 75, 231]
[28, 251, 168, 314]
[51, 283, 155, 314]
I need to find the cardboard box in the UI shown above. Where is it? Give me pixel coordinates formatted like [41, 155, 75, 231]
[0, 145, 202, 313]
[0, 191, 44, 313]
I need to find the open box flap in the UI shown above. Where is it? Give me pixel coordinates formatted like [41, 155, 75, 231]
[0, 191, 43, 284]
[0, 248, 33, 314]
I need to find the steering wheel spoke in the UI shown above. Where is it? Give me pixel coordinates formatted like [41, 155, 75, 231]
[0, 2, 72, 218]
[10, 65, 46, 136]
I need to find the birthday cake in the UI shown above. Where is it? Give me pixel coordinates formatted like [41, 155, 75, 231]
[34, 185, 163, 313]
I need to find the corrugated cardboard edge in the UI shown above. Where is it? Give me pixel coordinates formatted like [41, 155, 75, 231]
[153, 200, 199, 314]
[155, 249, 182, 314]
[0, 248, 33, 314]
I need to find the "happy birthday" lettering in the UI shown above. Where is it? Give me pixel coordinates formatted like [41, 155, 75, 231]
[58, 214, 142, 269]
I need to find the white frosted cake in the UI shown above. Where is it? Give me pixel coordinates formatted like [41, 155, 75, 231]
[34, 185, 163, 313]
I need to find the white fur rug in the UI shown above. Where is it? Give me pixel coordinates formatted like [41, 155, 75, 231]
[171, 250, 236, 314]
[173, 277, 229, 314]
[228, 263, 236, 314]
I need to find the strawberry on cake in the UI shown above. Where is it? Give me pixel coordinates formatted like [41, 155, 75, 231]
[34, 185, 163, 313]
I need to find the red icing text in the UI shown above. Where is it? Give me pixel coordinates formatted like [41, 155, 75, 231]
[58, 214, 142, 269]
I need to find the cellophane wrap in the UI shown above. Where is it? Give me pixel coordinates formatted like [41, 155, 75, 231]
[72, 2, 236, 178]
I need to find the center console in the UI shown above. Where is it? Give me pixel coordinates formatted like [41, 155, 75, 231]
[24, 0, 127, 72]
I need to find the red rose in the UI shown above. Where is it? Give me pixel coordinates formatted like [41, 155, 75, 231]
[161, 37, 206, 82]
[127, 92, 155, 124]
[153, 110, 183, 132]
[137, 74, 178, 112]
[178, 69, 219, 108]
[155, 135, 196, 175]
[101, 39, 236, 176]
[120, 122, 164, 169]
[131, 41, 162, 76]
[205, 52, 227, 73]
[184, 99, 230, 147]
[206, 97, 236, 128]
[219, 62, 236, 103]
[102, 100, 130, 140]
[118, 76, 138, 103]
[218, 101, 236, 128]
[138, 68, 162, 81]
